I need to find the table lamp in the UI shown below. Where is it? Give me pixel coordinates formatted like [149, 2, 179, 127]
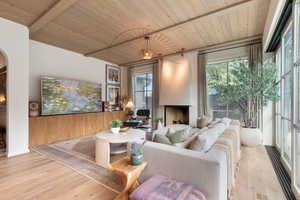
[125, 98, 135, 119]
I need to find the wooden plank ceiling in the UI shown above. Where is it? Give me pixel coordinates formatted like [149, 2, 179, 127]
[0, 0, 270, 65]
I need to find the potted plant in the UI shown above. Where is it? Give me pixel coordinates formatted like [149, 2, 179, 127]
[130, 141, 146, 166]
[109, 120, 122, 134]
[207, 58, 279, 146]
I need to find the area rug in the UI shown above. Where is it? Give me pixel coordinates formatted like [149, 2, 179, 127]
[52, 135, 96, 162]
[32, 134, 124, 193]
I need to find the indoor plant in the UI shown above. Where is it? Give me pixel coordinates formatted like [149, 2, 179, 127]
[130, 141, 146, 166]
[207, 58, 279, 145]
[109, 120, 122, 134]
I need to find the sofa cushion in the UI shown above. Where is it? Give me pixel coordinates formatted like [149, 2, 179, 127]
[130, 175, 207, 200]
[155, 127, 169, 136]
[168, 130, 187, 144]
[207, 119, 221, 128]
[167, 124, 191, 131]
[220, 118, 231, 126]
[153, 134, 172, 145]
[208, 123, 227, 136]
[172, 127, 209, 149]
[189, 131, 219, 152]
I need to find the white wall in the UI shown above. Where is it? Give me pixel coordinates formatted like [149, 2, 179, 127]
[29, 40, 127, 102]
[160, 56, 190, 106]
[159, 52, 199, 126]
[185, 51, 198, 126]
[0, 18, 29, 157]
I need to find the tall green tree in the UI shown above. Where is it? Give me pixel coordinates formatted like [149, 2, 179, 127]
[207, 58, 279, 127]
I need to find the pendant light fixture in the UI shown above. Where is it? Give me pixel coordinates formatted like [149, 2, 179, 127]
[142, 36, 153, 60]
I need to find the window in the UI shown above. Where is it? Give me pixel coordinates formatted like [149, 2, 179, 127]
[275, 48, 282, 150]
[275, 1, 300, 196]
[294, 0, 300, 192]
[133, 73, 153, 113]
[207, 59, 248, 120]
[281, 23, 293, 165]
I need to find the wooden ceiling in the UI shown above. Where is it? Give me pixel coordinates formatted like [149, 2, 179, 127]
[0, 0, 270, 66]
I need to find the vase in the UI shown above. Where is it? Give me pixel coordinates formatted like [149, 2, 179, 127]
[131, 154, 144, 166]
[111, 127, 120, 134]
[241, 127, 262, 147]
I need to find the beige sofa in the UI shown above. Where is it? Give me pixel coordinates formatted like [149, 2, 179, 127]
[138, 120, 241, 200]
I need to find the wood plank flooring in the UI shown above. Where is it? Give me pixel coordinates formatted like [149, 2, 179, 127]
[0, 152, 117, 200]
[0, 145, 286, 200]
[232, 146, 286, 200]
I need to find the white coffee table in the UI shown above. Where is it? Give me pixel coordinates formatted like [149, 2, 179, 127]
[95, 128, 146, 168]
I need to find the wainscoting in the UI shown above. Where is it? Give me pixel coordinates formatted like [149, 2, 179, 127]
[29, 111, 127, 147]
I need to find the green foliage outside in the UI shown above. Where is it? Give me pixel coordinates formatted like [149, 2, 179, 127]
[207, 58, 280, 127]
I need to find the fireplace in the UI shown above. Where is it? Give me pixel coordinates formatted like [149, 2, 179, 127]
[164, 105, 189, 126]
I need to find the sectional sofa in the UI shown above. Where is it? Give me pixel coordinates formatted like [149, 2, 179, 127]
[138, 119, 241, 200]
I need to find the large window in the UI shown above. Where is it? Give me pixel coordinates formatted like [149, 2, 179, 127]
[282, 24, 293, 165]
[275, 48, 282, 150]
[207, 59, 248, 120]
[294, 0, 300, 193]
[275, 1, 300, 197]
[133, 73, 153, 112]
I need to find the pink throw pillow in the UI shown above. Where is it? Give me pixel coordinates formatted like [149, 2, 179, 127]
[129, 175, 207, 200]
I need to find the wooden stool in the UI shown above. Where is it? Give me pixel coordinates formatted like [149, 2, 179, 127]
[110, 157, 147, 200]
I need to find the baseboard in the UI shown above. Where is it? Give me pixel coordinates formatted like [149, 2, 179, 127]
[7, 148, 30, 157]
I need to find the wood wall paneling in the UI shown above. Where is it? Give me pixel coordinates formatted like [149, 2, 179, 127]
[29, 111, 127, 147]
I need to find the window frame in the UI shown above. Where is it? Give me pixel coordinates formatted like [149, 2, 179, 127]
[281, 20, 293, 171]
[292, 0, 300, 197]
[132, 72, 153, 112]
[206, 57, 248, 120]
[275, 46, 282, 150]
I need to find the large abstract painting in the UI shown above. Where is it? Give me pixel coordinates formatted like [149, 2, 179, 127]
[41, 77, 102, 115]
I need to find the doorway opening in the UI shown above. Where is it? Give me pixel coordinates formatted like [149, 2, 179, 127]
[0, 51, 7, 157]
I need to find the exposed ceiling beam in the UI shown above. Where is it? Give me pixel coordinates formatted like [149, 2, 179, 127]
[85, 0, 256, 57]
[29, 0, 81, 34]
[120, 34, 262, 66]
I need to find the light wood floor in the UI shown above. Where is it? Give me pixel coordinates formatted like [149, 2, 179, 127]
[232, 146, 286, 200]
[0, 145, 286, 200]
[0, 152, 117, 200]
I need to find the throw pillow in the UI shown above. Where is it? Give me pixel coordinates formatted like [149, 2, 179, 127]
[197, 115, 212, 128]
[167, 130, 186, 144]
[129, 175, 207, 200]
[168, 124, 191, 131]
[153, 134, 172, 145]
[207, 119, 221, 128]
[221, 117, 231, 126]
[189, 131, 219, 152]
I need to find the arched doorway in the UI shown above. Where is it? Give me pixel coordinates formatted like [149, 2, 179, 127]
[0, 51, 7, 157]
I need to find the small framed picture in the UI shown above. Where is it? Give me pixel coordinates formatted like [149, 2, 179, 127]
[106, 64, 121, 85]
[106, 85, 121, 105]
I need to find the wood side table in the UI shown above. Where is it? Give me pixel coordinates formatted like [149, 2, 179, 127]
[110, 157, 147, 200]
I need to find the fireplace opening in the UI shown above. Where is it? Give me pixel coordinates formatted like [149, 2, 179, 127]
[164, 105, 189, 126]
